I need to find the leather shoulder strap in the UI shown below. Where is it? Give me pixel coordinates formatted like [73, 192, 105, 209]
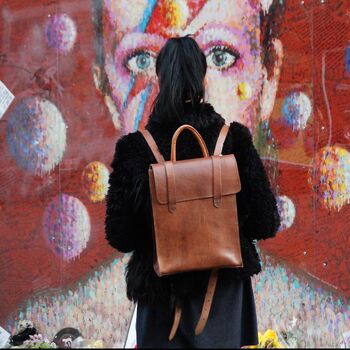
[140, 129, 165, 164]
[214, 124, 230, 156]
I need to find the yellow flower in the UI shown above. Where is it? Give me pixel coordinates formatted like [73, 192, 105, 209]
[258, 331, 265, 345]
[263, 329, 280, 347]
[90, 340, 104, 348]
[264, 329, 278, 342]
[251, 329, 285, 348]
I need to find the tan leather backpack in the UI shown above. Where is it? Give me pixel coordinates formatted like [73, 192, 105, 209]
[141, 124, 243, 340]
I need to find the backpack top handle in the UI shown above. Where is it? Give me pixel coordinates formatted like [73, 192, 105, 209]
[171, 124, 209, 162]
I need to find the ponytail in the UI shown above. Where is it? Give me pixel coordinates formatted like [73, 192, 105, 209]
[151, 35, 207, 126]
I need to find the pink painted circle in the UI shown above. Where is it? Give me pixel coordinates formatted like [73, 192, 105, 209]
[43, 194, 91, 261]
[45, 13, 77, 54]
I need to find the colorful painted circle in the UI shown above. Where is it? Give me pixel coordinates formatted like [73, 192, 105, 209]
[276, 195, 296, 231]
[282, 92, 312, 131]
[45, 13, 77, 54]
[309, 146, 350, 211]
[81, 161, 110, 203]
[6, 97, 67, 176]
[43, 194, 91, 261]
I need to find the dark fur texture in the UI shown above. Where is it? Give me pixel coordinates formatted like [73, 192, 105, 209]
[105, 102, 280, 305]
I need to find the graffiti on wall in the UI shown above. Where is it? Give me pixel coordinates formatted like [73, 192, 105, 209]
[0, 0, 349, 347]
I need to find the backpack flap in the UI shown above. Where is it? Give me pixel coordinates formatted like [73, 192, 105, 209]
[150, 154, 241, 209]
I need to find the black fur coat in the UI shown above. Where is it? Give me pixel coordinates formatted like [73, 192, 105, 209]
[105, 102, 280, 305]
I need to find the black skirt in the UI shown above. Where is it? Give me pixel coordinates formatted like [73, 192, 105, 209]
[136, 272, 259, 348]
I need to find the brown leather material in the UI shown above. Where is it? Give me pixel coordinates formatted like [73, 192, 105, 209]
[194, 269, 219, 335]
[171, 124, 209, 161]
[148, 126, 243, 276]
[151, 156, 240, 205]
[153, 196, 243, 275]
[214, 124, 230, 156]
[169, 304, 182, 341]
[212, 156, 222, 208]
[142, 123, 243, 340]
[140, 129, 165, 163]
[164, 161, 177, 213]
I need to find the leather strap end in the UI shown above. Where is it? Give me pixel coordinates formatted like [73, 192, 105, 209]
[194, 269, 219, 336]
[169, 203, 177, 213]
[169, 305, 182, 341]
[194, 317, 206, 336]
[213, 198, 222, 208]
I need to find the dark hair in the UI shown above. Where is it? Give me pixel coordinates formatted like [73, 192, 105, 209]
[150, 35, 207, 126]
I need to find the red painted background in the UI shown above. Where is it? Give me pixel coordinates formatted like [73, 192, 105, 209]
[0, 0, 349, 325]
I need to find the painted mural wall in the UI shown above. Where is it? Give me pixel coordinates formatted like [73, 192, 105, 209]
[0, 0, 349, 347]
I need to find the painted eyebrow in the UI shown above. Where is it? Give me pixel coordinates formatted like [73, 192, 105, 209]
[114, 32, 166, 57]
[194, 24, 249, 52]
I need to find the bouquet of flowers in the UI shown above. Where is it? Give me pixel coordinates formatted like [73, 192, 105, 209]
[12, 334, 57, 349]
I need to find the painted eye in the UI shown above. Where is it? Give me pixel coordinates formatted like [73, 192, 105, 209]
[126, 51, 156, 75]
[206, 45, 240, 70]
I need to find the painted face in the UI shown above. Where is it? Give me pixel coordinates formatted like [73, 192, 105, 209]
[101, 0, 267, 133]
